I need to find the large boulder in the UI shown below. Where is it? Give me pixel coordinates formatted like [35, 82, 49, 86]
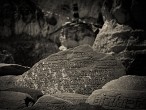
[16, 45, 125, 95]
[27, 95, 73, 110]
[86, 89, 146, 110]
[0, 91, 34, 109]
[93, 20, 146, 75]
[102, 75, 146, 91]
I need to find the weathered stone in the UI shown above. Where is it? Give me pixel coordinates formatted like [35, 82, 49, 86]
[0, 63, 30, 76]
[86, 89, 146, 110]
[53, 93, 88, 104]
[16, 45, 125, 95]
[102, 75, 146, 91]
[22, 96, 107, 110]
[30, 95, 73, 110]
[2, 87, 43, 101]
[0, 91, 34, 109]
[93, 20, 146, 75]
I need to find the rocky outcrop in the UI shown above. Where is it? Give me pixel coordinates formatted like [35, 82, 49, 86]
[86, 75, 146, 110]
[92, 0, 146, 75]
[0, 45, 125, 95]
[93, 20, 146, 75]
[15, 45, 125, 95]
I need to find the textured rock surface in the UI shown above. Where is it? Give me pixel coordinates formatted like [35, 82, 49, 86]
[53, 93, 88, 104]
[0, 91, 34, 109]
[28, 95, 73, 110]
[93, 20, 146, 75]
[102, 75, 146, 91]
[0, 63, 30, 76]
[16, 45, 125, 95]
[86, 89, 146, 110]
[22, 95, 107, 110]
[2, 87, 43, 101]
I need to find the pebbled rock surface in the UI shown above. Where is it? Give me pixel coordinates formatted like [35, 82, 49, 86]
[86, 89, 146, 110]
[0, 91, 34, 110]
[102, 75, 146, 91]
[15, 45, 125, 95]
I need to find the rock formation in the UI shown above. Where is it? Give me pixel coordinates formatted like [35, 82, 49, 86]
[15, 45, 125, 95]
[86, 89, 146, 110]
[93, 0, 146, 75]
